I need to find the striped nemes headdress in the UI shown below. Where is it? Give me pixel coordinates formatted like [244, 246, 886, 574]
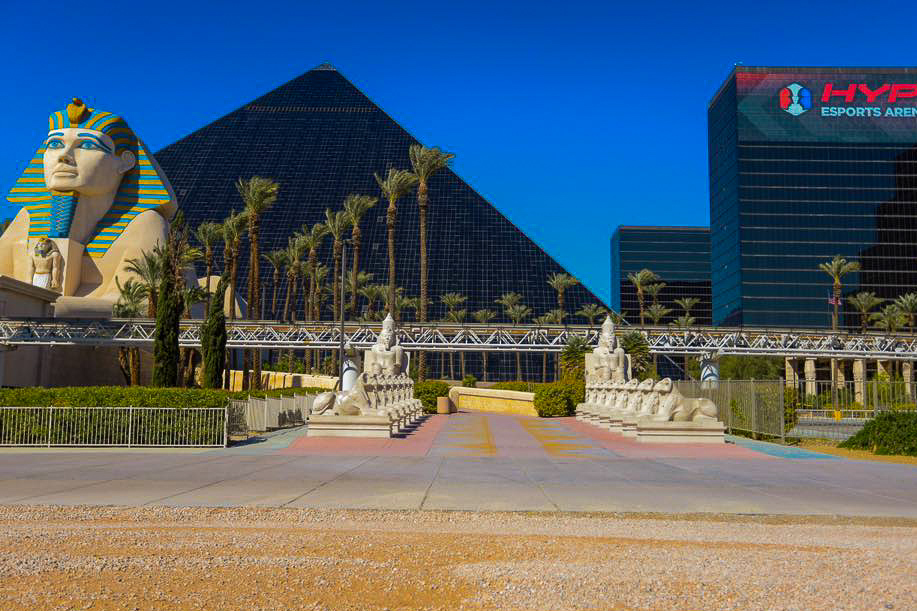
[5, 98, 176, 258]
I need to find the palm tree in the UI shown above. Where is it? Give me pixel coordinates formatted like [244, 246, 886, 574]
[194, 221, 223, 316]
[847, 292, 884, 333]
[818, 255, 861, 330]
[506, 303, 532, 380]
[342, 194, 378, 318]
[114, 277, 146, 385]
[345, 271, 374, 317]
[397, 295, 420, 322]
[534, 310, 562, 382]
[222, 209, 247, 321]
[577, 303, 606, 325]
[124, 248, 162, 317]
[495, 292, 522, 320]
[301, 222, 329, 321]
[893, 293, 917, 332]
[281, 236, 304, 322]
[359, 283, 386, 321]
[646, 303, 672, 325]
[313, 263, 331, 319]
[441, 293, 467, 380]
[410, 145, 455, 378]
[871, 304, 907, 334]
[261, 250, 287, 319]
[179, 284, 209, 387]
[546, 272, 578, 319]
[627, 268, 659, 325]
[445, 308, 468, 378]
[674, 297, 700, 319]
[646, 282, 666, 308]
[670, 314, 696, 329]
[324, 208, 352, 323]
[472, 308, 496, 381]
[374, 168, 418, 318]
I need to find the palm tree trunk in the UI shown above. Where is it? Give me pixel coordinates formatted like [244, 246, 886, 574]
[204, 249, 213, 317]
[542, 352, 547, 383]
[271, 270, 279, 319]
[516, 351, 522, 381]
[386, 199, 397, 319]
[249, 221, 262, 390]
[482, 351, 488, 382]
[558, 290, 564, 318]
[282, 273, 293, 322]
[290, 272, 299, 323]
[129, 347, 140, 386]
[833, 283, 841, 330]
[333, 240, 341, 323]
[418, 188, 429, 381]
[460, 351, 465, 379]
[118, 348, 130, 385]
[309, 252, 318, 321]
[351, 228, 361, 318]
[638, 292, 645, 326]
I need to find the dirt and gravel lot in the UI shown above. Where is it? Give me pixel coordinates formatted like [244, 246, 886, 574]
[0, 505, 914, 611]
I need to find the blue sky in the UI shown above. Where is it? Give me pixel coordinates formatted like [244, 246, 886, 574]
[2, 1, 915, 303]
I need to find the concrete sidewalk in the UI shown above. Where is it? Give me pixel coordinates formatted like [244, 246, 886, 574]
[0, 413, 914, 516]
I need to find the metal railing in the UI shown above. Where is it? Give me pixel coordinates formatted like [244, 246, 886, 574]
[227, 394, 316, 435]
[676, 380, 786, 441]
[0, 406, 227, 447]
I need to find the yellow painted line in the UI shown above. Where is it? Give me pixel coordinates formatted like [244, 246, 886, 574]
[517, 418, 600, 458]
[439, 415, 496, 457]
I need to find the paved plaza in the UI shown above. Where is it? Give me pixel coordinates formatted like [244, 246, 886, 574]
[0, 412, 915, 517]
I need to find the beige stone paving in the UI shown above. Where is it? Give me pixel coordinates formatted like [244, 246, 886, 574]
[0, 506, 914, 610]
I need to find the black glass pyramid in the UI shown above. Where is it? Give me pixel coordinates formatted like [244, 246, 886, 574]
[154, 64, 606, 326]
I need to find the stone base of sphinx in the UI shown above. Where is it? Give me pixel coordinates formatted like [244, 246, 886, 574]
[306, 414, 394, 438]
[634, 419, 726, 444]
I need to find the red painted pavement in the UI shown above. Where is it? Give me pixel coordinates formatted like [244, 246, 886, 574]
[281, 414, 448, 456]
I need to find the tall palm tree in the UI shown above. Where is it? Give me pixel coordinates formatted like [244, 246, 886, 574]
[262, 249, 288, 319]
[670, 314, 696, 329]
[472, 308, 496, 381]
[281, 236, 304, 322]
[194, 221, 223, 316]
[222, 209, 247, 321]
[627, 268, 659, 325]
[533, 311, 562, 382]
[342, 194, 378, 318]
[114, 277, 146, 385]
[646, 282, 666, 308]
[871, 304, 907, 334]
[577, 303, 606, 325]
[124, 248, 163, 317]
[397, 295, 420, 322]
[847, 292, 884, 333]
[409, 145, 455, 378]
[441, 292, 467, 380]
[495, 292, 522, 321]
[324, 208, 352, 323]
[818, 255, 860, 330]
[546, 272, 578, 319]
[345, 271, 374, 317]
[301, 222, 329, 321]
[313, 263, 331, 319]
[674, 297, 700, 319]
[506, 303, 532, 380]
[893, 293, 917, 332]
[374, 168, 418, 318]
[445, 308, 468, 378]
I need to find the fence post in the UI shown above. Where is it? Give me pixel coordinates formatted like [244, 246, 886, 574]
[223, 405, 228, 448]
[779, 381, 785, 444]
[725, 381, 732, 434]
[46, 406, 52, 447]
[751, 378, 757, 437]
[128, 405, 133, 448]
[872, 377, 880, 412]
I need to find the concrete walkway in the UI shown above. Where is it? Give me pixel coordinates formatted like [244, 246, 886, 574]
[0, 412, 915, 517]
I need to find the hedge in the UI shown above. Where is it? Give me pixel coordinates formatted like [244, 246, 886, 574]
[532, 381, 584, 418]
[414, 381, 451, 414]
[0, 386, 329, 408]
[839, 411, 917, 456]
[491, 381, 543, 393]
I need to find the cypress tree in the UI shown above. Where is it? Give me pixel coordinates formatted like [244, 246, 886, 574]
[201, 276, 229, 389]
[152, 236, 182, 387]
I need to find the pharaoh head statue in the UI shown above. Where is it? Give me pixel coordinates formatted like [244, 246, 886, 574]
[33, 236, 56, 258]
[597, 315, 616, 350]
[377, 313, 396, 350]
[6, 98, 175, 257]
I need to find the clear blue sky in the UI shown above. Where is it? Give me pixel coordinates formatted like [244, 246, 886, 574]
[3, 1, 915, 303]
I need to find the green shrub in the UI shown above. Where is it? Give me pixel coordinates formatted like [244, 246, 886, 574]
[414, 381, 450, 414]
[0, 386, 330, 408]
[461, 375, 477, 388]
[839, 412, 917, 456]
[491, 381, 542, 392]
[533, 384, 573, 418]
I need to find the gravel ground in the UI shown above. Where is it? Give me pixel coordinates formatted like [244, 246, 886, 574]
[0, 506, 914, 610]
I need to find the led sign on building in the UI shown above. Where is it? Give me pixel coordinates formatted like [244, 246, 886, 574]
[738, 71, 917, 143]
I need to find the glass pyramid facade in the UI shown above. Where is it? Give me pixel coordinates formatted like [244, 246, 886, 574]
[155, 64, 606, 337]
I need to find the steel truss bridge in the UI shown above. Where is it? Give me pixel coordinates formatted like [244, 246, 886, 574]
[0, 318, 916, 360]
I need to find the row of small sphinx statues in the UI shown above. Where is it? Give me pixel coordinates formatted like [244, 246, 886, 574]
[576, 377, 717, 423]
[310, 314, 424, 433]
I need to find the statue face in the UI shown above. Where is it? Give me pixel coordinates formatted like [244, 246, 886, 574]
[43, 128, 135, 194]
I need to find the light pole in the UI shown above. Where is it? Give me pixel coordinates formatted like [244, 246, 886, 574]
[339, 240, 348, 382]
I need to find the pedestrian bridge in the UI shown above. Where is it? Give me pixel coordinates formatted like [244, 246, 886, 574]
[0, 318, 915, 360]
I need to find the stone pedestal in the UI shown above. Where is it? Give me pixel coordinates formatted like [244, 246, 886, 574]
[833, 359, 846, 388]
[903, 361, 913, 397]
[785, 358, 800, 389]
[853, 359, 866, 404]
[306, 414, 393, 437]
[0, 276, 56, 388]
[804, 358, 817, 396]
[636, 419, 726, 444]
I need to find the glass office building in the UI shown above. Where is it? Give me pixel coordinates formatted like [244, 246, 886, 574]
[611, 226, 712, 325]
[709, 66, 917, 328]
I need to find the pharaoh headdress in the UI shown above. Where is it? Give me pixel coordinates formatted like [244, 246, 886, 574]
[5, 98, 176, 258]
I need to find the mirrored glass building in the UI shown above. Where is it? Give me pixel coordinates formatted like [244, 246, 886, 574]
[708, 66, 917, 329]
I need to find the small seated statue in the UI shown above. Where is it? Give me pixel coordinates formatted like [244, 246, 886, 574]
[614, 378, 639, 412]
[364, 313, 406, 377]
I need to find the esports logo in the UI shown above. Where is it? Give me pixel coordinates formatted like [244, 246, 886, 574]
[779, 83, 812, 116]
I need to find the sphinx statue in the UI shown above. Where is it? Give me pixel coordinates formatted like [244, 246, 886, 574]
[649, 377, 719, 422]
[2, 98, 175, 317]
